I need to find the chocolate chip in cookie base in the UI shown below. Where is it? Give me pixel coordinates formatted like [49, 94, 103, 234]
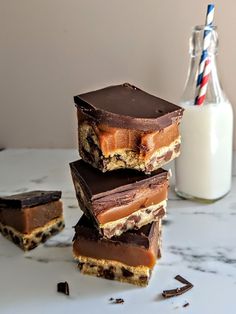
[77, 257, 152, 287]
[0, 216, 65, 251]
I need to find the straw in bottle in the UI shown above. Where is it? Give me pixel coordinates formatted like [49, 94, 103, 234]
[195, 4, 215, 105]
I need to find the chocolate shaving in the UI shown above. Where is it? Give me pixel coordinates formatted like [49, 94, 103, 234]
[162, 275, 193, 299]
[109, 298, 124, 304]
[57, 281, 70, 296]
[162, 285, 192, 298]
[175, 275, 192, 286]
[183, 302, 190, 308]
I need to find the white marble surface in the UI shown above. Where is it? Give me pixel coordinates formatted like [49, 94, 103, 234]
[0, 149, 236, 314]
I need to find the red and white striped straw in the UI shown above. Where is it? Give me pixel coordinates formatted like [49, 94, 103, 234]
[195, 4, 215, 105]
[195, 59, 211, 105]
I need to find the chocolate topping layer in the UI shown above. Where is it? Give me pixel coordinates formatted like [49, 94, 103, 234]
[70, 159, 168, 200]
[0, 191, 62, 209]
[74, 83, 184, 131]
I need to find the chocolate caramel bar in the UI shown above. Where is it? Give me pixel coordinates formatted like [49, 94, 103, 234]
[70, 159, 168, 238]
[0, 191, 65, 250]
[73, 215, 162, 286]
[74, 83, 184, 173]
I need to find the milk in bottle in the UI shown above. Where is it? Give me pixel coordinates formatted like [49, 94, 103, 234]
[175, 26, 233, 202]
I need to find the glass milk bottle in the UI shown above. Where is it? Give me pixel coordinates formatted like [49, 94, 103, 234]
[175, 25, 233, 202]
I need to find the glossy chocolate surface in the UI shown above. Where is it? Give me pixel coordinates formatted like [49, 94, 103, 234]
[74, 83, 184, 131]
[0, 191, 62, 209]
[70, 159, 168, 200]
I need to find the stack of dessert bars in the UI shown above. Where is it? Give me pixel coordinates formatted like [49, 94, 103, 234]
[70, 83, 183, 286]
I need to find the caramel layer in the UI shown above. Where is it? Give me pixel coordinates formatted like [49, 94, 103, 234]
[96, 182, 168, 224]
[96, 122, 179, 158]
[77, 110, 180, 158]
[73, 222, 160, 268]
[0, 201, 63, 234]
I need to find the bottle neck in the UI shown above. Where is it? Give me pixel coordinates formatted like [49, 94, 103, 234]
[181, 26, 226, 105]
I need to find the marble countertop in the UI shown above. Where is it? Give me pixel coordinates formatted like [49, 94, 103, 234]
[0, 149, 236, 314]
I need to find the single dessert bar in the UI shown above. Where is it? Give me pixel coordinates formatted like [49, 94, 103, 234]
[74, 83, 184, 173]
[0, 191, 65, 250]
[70, 159, 169, 238]
[73, 215, 162, 286]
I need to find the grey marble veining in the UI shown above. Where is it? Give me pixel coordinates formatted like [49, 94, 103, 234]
[0, 149, 236, 314]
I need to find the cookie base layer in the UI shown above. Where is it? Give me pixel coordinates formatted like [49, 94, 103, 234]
[74, 255, 160, 287]
[101, 201, 166, 238]
[0, 216, 65, 251]
[79, 121, 180, 173]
